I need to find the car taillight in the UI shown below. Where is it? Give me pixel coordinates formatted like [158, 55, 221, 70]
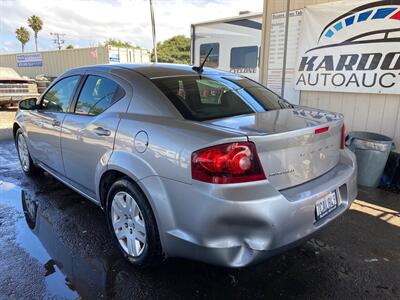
[341, 124, 346, 149]
[191, 142, 266, 184]
[315, 126, 329, 134]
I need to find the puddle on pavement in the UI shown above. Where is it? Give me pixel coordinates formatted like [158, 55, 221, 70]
[0, 181, 115, 299]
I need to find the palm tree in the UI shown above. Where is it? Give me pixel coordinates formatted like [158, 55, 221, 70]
[27, 15, 43, 52]
[15, 27, 30, 52]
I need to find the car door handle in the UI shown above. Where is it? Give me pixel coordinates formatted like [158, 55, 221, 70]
[52, 119, 61, 127]
[93, 127, 111, 136]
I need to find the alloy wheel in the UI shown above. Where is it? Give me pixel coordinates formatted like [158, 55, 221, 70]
[17, 134, 30, 172]
[111, 191, 147, 257]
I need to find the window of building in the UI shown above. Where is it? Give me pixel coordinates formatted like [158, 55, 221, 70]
[230, 46, 258, 68]
[199, 43, 220, 68]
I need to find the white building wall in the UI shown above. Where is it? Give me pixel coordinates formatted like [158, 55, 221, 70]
[0, 47, 108, 78]
[260, 0, 400, 149]
[0, 46, 150, 78]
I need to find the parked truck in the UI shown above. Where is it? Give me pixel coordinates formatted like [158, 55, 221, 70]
[0, 67, 39, 108]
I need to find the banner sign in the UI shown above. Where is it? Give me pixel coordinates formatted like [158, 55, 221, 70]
[16, 53, 43, 67]
[295, 0, 400, 94]
[109, 54, 120, 63]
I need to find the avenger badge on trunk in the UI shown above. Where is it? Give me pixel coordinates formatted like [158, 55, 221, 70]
[268, 169, 295, 177]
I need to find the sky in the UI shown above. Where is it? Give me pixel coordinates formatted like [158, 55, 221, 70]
[0, 0, 263, 53]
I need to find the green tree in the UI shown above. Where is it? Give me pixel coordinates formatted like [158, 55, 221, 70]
[15, 27, 30, 52]
[152, 35, 191, 64]
[66, 44, 75, 49]
[104, 39, 137, 48]
[27, 15, 43, 52]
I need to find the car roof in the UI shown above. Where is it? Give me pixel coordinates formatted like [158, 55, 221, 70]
[73, 63, 234, 79]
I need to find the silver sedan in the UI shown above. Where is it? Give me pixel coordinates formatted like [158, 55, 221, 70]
[13, 64, 357, 268]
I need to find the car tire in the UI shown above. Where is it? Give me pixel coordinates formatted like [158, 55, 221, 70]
[106, 178, 164, 268]
[21, 190, 38, 230]
[15, 128, 41, 176]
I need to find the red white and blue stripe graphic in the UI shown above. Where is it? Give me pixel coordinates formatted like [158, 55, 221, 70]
[319, 1, 400, 42]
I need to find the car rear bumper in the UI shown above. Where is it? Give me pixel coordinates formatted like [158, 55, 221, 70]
[142, 148, 357, 267]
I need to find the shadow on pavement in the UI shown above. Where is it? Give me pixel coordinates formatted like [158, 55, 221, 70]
[357, 185, 400, 214]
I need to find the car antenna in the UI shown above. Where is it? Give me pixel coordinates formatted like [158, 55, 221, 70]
[192, 47, 213, 74]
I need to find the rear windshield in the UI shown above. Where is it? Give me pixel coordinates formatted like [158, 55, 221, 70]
[151, 75, 291, 121]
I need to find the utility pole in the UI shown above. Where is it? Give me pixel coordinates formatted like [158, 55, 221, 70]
[50, 32, 66, 50]
[149, 0, 157, 62]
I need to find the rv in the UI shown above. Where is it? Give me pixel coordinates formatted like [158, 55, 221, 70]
[191, 12, 263, 82]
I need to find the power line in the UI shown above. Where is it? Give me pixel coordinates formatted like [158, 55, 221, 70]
[50, 32, 66, 50]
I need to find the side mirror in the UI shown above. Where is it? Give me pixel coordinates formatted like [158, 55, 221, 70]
[19, 98, 38, 110]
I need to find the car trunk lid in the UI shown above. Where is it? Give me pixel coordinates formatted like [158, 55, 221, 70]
[206, 107, 344, 190]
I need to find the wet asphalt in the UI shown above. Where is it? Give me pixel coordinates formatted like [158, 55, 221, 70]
[0, 139, 399, 300]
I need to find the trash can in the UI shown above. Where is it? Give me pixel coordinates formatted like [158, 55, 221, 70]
[347, 131, 395, 187]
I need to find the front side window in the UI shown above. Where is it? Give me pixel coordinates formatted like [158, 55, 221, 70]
[41, 76, 80, 112]
[75, 75, 124, 116]
[200, 43, 219, 68]
[152, 75, 289, 121]
[230, 46, 258, 68]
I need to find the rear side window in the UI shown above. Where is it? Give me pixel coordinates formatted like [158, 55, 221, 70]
[75, 75, 124, 116]
[152, 75, 289, 121]
[230, 46, 258, 68]
[41, 76, 80, 112]
[200, 43, 219, 68]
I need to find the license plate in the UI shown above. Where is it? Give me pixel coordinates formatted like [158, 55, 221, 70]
[315, 191, 337, 221]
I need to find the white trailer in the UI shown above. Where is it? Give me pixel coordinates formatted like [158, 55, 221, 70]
[191, 12, 263, 82]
